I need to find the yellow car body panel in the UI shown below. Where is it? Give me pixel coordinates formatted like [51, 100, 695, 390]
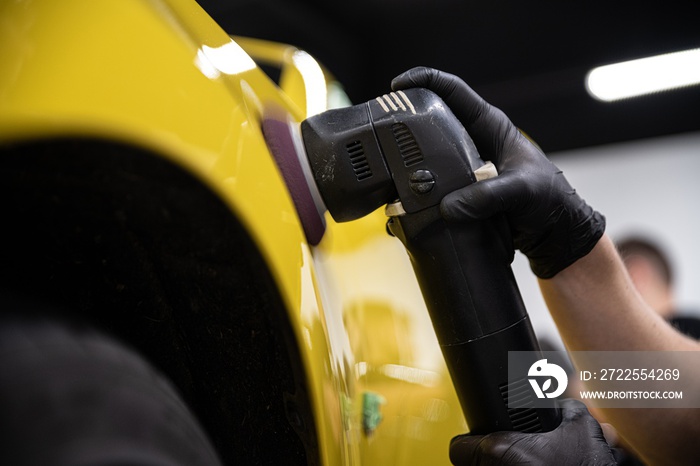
[0, 0, 466, 464]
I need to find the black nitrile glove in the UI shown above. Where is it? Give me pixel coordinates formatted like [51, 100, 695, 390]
[392, 67, 605, 278]
[449, 399, 617, 466]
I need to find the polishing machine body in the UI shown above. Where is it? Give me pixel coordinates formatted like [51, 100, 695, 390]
[299, 88, 560, 434]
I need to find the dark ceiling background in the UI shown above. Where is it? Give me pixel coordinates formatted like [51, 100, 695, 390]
[197, 0, 700, 153]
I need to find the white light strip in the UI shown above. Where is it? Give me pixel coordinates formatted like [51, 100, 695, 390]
[585, 48, 700, 102]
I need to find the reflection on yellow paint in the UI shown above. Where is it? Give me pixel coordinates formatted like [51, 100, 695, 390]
[194, 41, 257, 79]
[380, 364, 440, 387]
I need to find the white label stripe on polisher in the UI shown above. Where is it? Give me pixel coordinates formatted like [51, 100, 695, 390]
[382, 94, 398, 111]
[390, 92, 406, 111]
[375, 97, 390, 112]
[396, 90, 416, 114]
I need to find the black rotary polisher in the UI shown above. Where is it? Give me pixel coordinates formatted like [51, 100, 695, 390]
[263, 88, 561, 435]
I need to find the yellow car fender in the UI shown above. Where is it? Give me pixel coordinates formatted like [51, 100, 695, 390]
[0, 1, 466, 464]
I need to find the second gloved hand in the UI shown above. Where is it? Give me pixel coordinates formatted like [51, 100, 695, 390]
[449, 399, 617, 466]
[392, 67, 605, 279]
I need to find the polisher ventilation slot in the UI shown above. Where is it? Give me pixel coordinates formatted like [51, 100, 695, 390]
[346, 141, 372, 181]
[392, 123, 424, 167]
[499, 378, 544, 433]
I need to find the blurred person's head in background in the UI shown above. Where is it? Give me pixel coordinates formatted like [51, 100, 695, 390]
[616, 236, 675, 319]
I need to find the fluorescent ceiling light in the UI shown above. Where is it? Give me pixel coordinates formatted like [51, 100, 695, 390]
[585, 48, 700, 102]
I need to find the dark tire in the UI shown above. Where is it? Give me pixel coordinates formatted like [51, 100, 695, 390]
[0, 318, 223, 466]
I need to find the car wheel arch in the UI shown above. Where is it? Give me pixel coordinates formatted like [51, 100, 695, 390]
[0, 137, 320, 466]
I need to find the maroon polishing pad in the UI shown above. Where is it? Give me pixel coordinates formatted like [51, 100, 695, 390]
[262, 117, 326, 245]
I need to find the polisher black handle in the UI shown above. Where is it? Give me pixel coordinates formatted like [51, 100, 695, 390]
[387, 206, 561, 434]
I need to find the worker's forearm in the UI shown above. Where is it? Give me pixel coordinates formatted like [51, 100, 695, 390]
[538, 234, 697, 352]
[538, 234, 699, 465]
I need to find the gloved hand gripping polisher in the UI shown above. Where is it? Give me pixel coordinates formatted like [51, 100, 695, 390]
[264, 88, 560, 434]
